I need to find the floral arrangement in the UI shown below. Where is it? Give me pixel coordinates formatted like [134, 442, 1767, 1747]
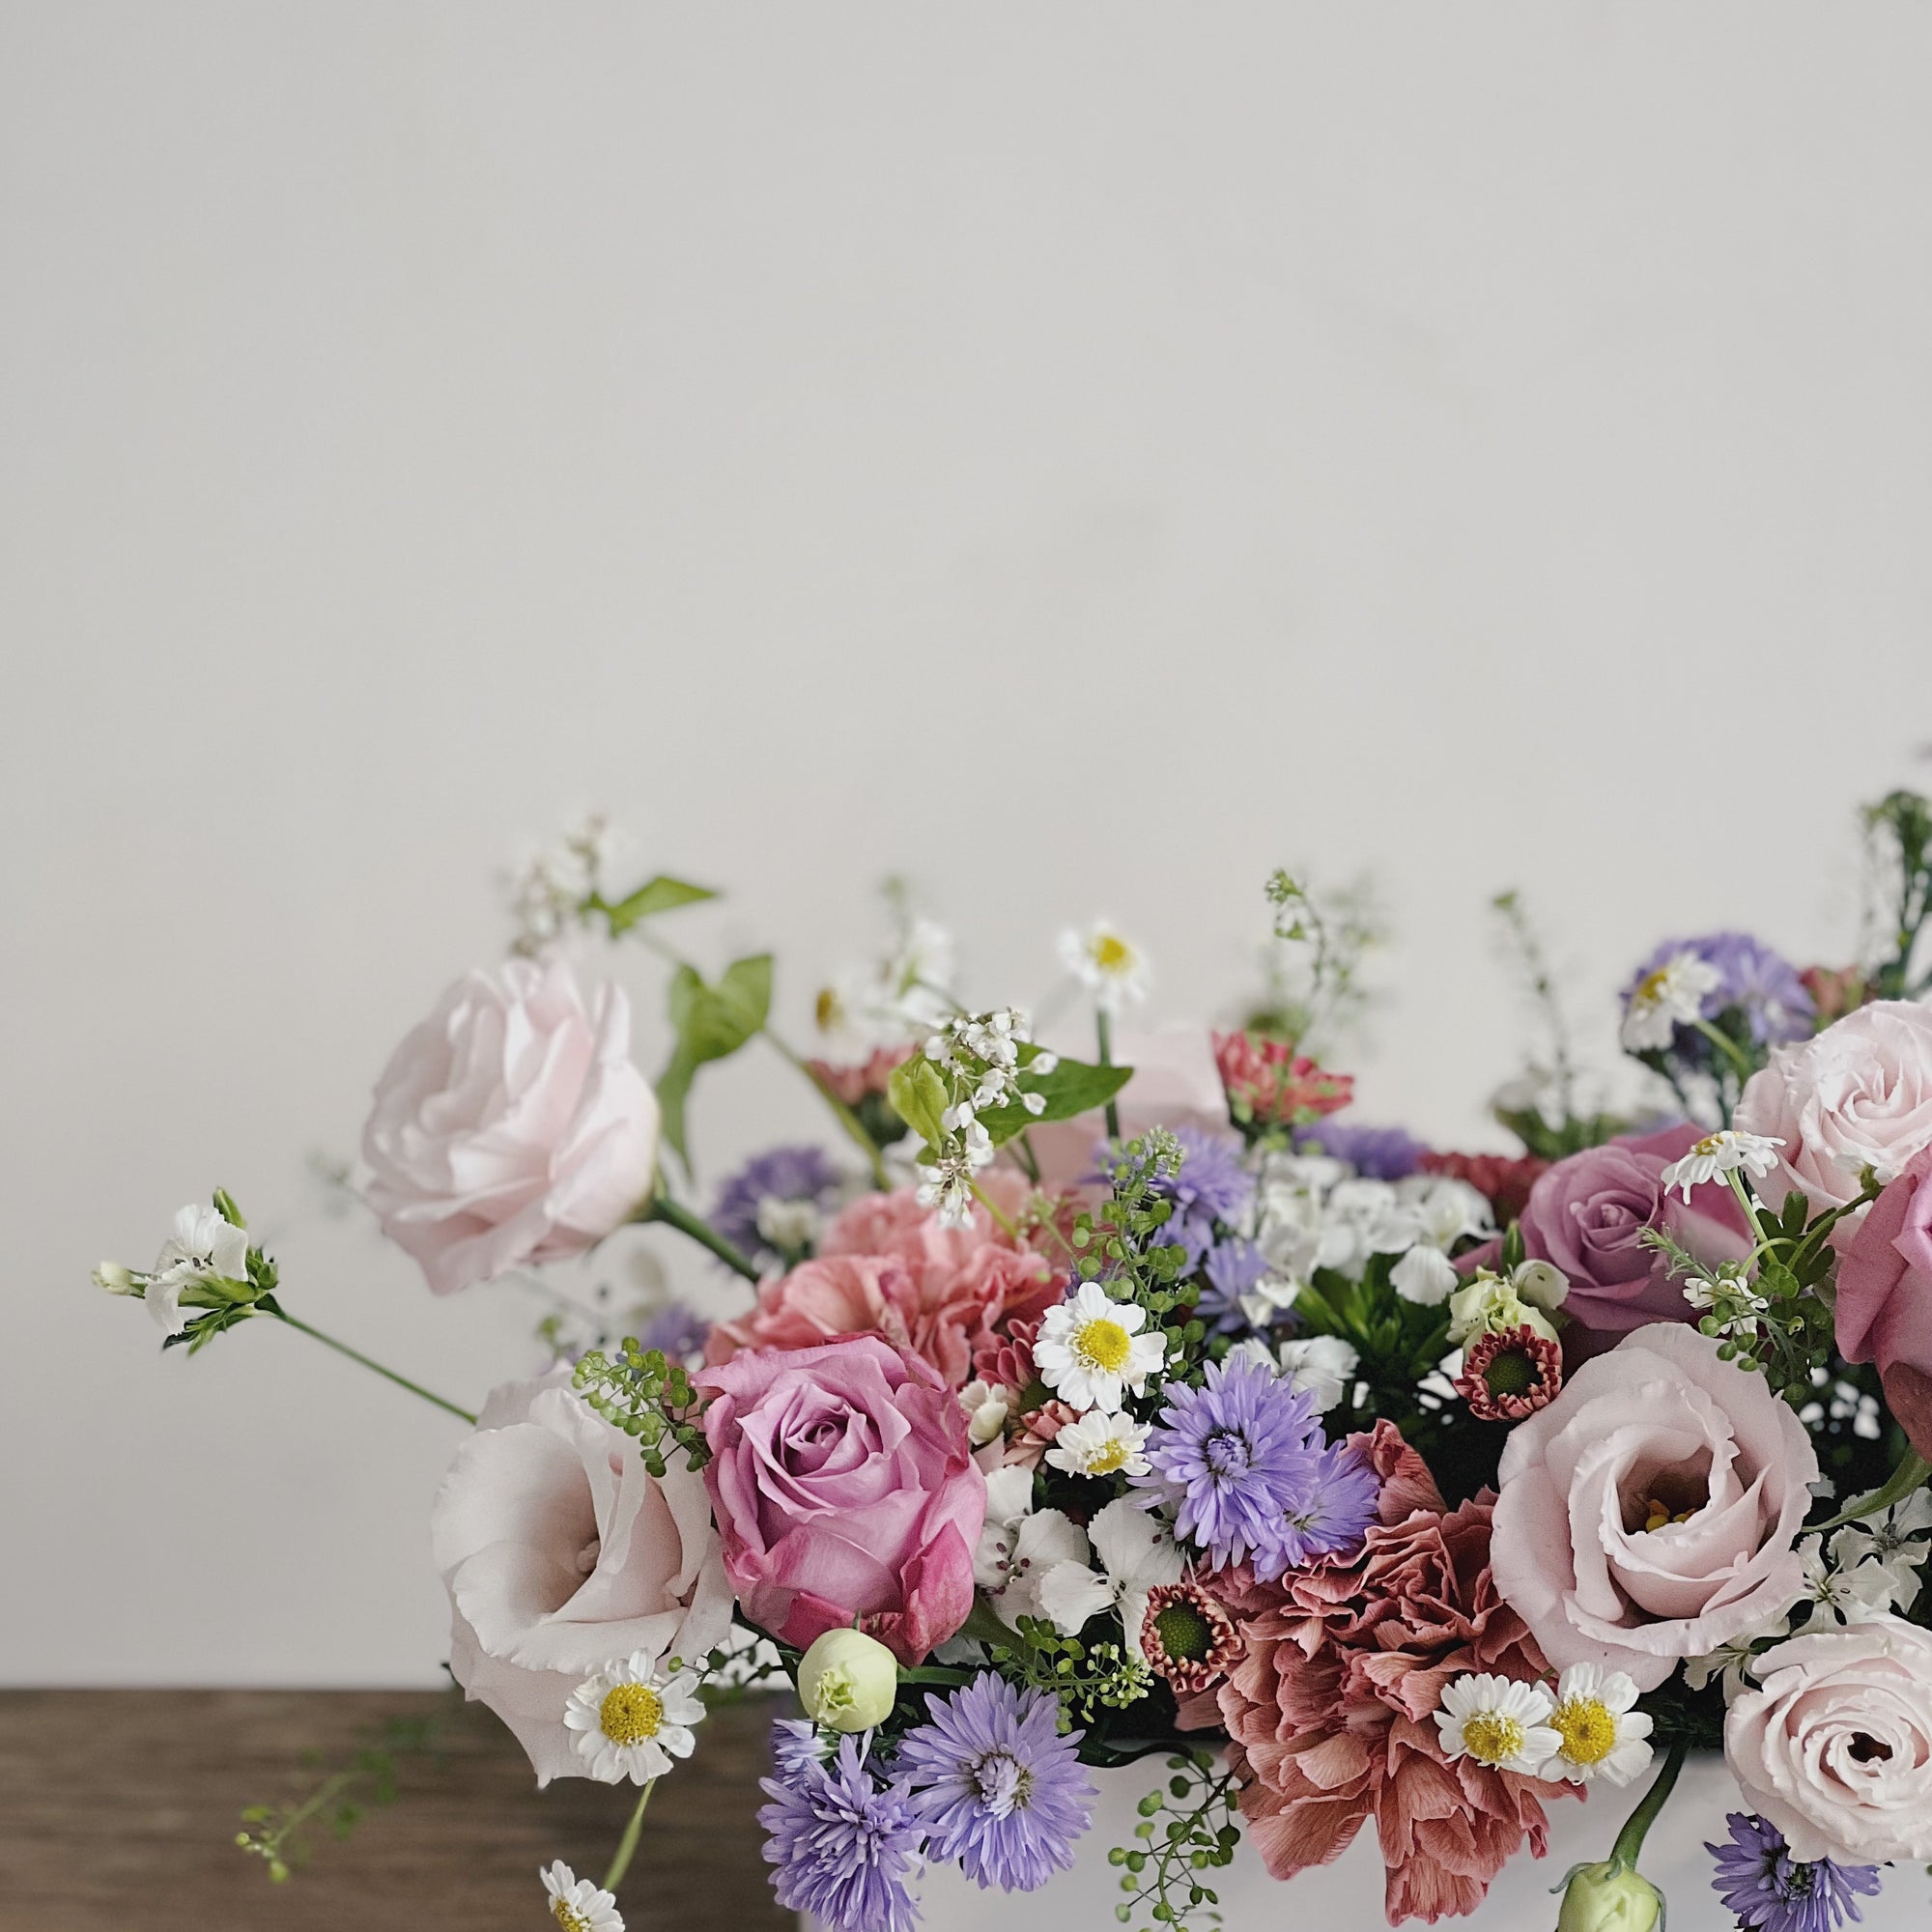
[95, 792, 1932, 1932]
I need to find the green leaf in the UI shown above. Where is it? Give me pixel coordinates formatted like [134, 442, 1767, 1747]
[600, 875, 717, 935]
[887, 1056, 950, 1151]
[976, 1056, 1133, 1144]
[656, 954, 773, 1159]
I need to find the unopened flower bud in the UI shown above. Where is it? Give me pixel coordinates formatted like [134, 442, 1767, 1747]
[958, 1378, 1012, 1447]
[93, 1263, 139, 1295]
[1553, 1861, 1663, 1932]
[797, 1628, 898, 1733]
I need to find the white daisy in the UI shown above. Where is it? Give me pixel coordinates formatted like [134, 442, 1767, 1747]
[1621, 951, 1723, 1052]
[1035, 1498, 1184, 1654]
[1540, 1664, 1654, 1786]
[1273, 1335, 1361, 1412]
[147, 1203, 250, 1337]
[563, 1651, 706, 1784]
[1058, 919, 1151, 1011]
[1033, 1282, 1167, 1413]
[1434, 1672, 1559, 1776]
[1659, 1128, 1785, 1202]
[541, 1860, 625, 1932]
[1045, 1408, 1152, 1479]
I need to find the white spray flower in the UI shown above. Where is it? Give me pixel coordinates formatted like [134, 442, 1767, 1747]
[1540, 1664, 1654, 1786]
[1660, 1129, 1785, 1202]
[1435, 1672, 1560, 1776]
[562, 1651, 706, 1784]
[1033, 1281, 1167, 1414]
[1058, 919, 1151, 1012]
[541, 1861, 625, 1932]
[1621, 951, 1723, 1053]
[1044, 1408, 1152, 1479]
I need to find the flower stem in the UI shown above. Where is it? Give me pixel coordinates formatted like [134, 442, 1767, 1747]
[1814, 1448, 1932, 1534]
[970, 1181, 1019, 1239]
[268, 1309, 477, 1424]
[602, 1778, 656, 1892]
[1690, 1016, 1756, 1080]
[1096, 1009, 1122, 1142]
[1610, 1743, 1686, 1868]
[764, 1032, 891, 1189]
[645, 1194, 763, 1282]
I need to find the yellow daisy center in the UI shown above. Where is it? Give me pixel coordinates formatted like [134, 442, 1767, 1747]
[1075, 1317, 1132, 1374]
[1090, 933, 1132, 973]
[1634, 967, 1671, 1005]
[1461, 1712, 1525, 1766]
[553, 1902, 590, 1932]
[1690, 1134, 1723, 1158]
[599, 1682, 664, 1745]
[1086, 1438, 1130, 1475]
[1551, 1697, 1618, 1766]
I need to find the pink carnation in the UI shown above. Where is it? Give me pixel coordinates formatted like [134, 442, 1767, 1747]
[1213, 1030, 1354, 1128]
[1192, 1426, 1572, 1925]
[805, 1044, 911, 1108]
[704, 1174, 1063, 1389]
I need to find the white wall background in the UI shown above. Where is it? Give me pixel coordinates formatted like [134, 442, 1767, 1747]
[6, 7, 1932, 1923]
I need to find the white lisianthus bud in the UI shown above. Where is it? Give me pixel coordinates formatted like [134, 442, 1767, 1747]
[1553, 1861, 1662, 1932]
[796, 1628, 899, 1733]
[958, 1379, 1013, 1447]
[1447, 1271, 1561, 1347]
[93, 1263, 139, 1294]
[1391, 1244, 1460, 1306]
[1511, 1259, 1570, 1311]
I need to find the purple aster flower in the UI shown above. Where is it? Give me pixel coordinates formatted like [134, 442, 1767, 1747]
[758, 1731, 924, 1932]
[1132, 1353, 1377, 1576]
[1293, 1121, 1428, 1181]
[897, 1675, 1095, 1892]
[1110, 1124, 1255, 1267]
[1276, 1440, 1382, 1570]
[1193, 1236, 1273, 1333]
[712, 1144, 843, 1267]
[635, 1298, 709, 1362]
[1626, 932, 1815, 1059]
[1707, 1812, 1882, 1932]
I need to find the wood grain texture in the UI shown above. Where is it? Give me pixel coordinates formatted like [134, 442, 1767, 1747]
[0, 1690, 793, 1931]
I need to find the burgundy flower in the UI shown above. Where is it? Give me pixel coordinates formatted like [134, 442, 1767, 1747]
[1417, 1150, 1549, 1229]
[1140, 1583, 1243, 1696]
[1454, 1325, 1563, 1422]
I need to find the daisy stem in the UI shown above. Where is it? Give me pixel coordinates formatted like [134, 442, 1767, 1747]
[970, 1182, 1019, 1239]
[1095, 1009, 1122, 1141]
[764, 1032, 891, 1190]
[1609, 1743, 1686, 1869]
[644, 1193, 763, 1282]
[1690, 1017, 1756, 1080]
[602, 1778, 656, 1892]
[268, 1309, 477, 1424]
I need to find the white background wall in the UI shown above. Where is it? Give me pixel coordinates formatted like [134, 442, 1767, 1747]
[5, 7, 1932, 1922]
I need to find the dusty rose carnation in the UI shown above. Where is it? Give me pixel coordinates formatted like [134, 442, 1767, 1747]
[1192, 1431, 1573, 1925]
[805, 1044, 912, 1107]
[704, 1175, 1062, 1389]
[1491, 1322, 1816, 1692]
[1141, 1582, 1243, 1695]
[1213, 1029, 1355, 1127]
[1455, 1325, 1563, 1423]
[971, 1316, 1038, 1394]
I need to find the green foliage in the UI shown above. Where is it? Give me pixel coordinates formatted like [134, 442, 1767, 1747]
[987, 1616, 1153, 1728]
[575, 1337, 710, 1477]
[589, 873, 718, 936]
[656, 953, 773, 1161]
[887, 1054, 949, 1149]
[974, 1052, 1131, 1142]
[1862, 788, 1932, 1000]
[236, 1715, 440, 1884]
[1107, 1751, 1239, 1932]
[1254, 867, 1378, 1047]
[1071, 1131, 1199, 1369]
[1492, 1096, 1629, 1163]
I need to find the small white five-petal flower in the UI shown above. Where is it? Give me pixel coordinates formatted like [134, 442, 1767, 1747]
[146, 1203, 251, 1337]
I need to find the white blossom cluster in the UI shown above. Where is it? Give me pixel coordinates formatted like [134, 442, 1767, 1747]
[504, 811, 622, 955]
[914, 1009, 1055, 1228]
[817, 915, 957, 1048]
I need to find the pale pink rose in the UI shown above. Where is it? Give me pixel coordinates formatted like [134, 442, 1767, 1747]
[696, 1335, 985, 1664]
[1490, 1322, 1816, 1691]
[363, 958, 660, 1295]
[1834, 1145, 1932, 1459]
[706, 1178, 1062, 1388]
[1025, 1027, 1229, 1188]
[431, 1371, 732, 1785]
[1724, 1617, 1932, 1865]
[1735, 999, 1932, 1222]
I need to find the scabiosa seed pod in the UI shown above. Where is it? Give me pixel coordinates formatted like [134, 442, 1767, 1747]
[1456, 1323, 1564, 1422]
[1139, 1583, 1243, 1696]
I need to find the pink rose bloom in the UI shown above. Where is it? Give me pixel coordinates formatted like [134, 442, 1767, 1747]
[431, 1371, 732, 1785]
[705, 1178, 1062, 1388]
[1735, 999, 1932, 1221]
[1725, 1617, 1932, 1865]
[696, 1335, 985, 1664]
[1834, 1146, 1932, 1459]
[1491, 1322, 1816, 1691]
[1513, 1123, 1752, 1342]
[363, 958, 660, 1295]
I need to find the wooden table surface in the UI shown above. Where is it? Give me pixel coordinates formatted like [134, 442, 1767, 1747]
[0, 1690, 793, 1930]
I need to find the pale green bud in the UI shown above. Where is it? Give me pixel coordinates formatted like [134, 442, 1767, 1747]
[1553, 1861, 1663, 1932]
[93, 1263, 139, 1295]
[797, 1628, 898, 1733]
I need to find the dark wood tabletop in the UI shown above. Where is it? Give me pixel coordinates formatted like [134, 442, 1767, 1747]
[0, 1689, 792, 1931]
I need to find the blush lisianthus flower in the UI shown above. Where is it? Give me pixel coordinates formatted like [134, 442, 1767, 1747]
[898, 1675, 1096, 1891]
[363, 957, 660, 1295]
[757, 1732, 924, 1932]
[1723, 1616, 1932, 1866]
[1735, 999, 1932, 1220]
[1706, 1812, 1883, 1932]
[430, 1372, 732, 1786]
[1133, 1353, 1378, 1578]
[696, 1335, 986, 1664]
[1490, 1322, 1818, 1691]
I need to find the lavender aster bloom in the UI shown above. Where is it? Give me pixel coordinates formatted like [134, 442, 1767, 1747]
[1293, 1121, 1428, 1181]
[712, 1145, 843, 1266]
[1707, 1812, 1882, 1932]
[1133, 1353, 1377, 1577]
[898, 1676, 1095, 1892]
[1124, 1125, 1255, 1267]
[636, 1298, 710, 1362]
[1627, 932, 1815, 1059]
[1193, 1236, 1273, 1333]
[758, 1731, 924, 1932]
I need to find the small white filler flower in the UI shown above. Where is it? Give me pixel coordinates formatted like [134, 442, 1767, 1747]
[1659, 1128, 1785, 1202]
[1434, 1672, 1560, 1776]
[541, 1860, 625, 1932]
[1058, 919, 1151, 1011]
[563, 1651, 706, 1784]
[147, 1203, 251, 1338]
[1620, 950, 1722, 1052]
[1034, 1281, 1167, 1413]
[1539, 1663, 1654, 1786]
